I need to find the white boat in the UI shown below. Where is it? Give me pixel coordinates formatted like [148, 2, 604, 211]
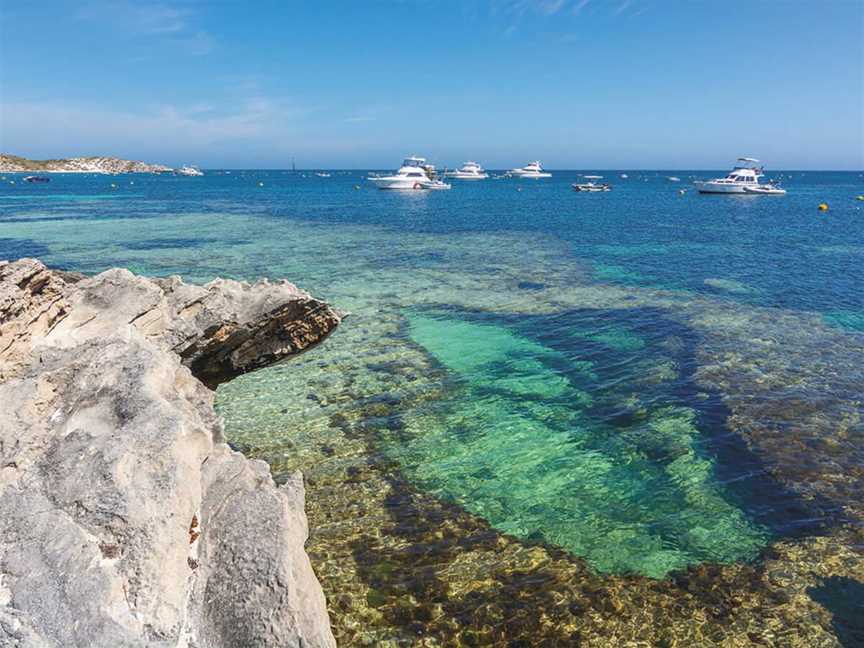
[509, 161, 551, 178]
[667, 176, 681, 182]
[620, 173, 628, 179]
[743, 184, 787, 195]
[697, 158, 766, 194]
[315, 172, 331, 178]
[572, 175, 611, 192]
[368, 156, 451, 190]
[176, 165, 204, 177]
[444, 161, 488, 180]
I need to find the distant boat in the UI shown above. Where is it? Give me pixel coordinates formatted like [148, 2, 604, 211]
[24, 175, 50, 183]
[444, 161, 489, 180]
[572, 175, 611, 192]
[509, 161, 551, 178]
[620, 173, 628, 178]
[315, 172, 331, 178]
[697, 157, 772, 194]
[667, 176, 681, 182]
[368, 156, 451, 190]
[176, 165, 204, 177]
[743, 184, 787, 195]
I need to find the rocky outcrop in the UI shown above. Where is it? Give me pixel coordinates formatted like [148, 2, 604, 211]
[0, 154, 172, 174]
[0, 259, 340, 647]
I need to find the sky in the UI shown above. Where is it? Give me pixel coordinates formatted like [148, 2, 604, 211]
[0, 0, 862, 169]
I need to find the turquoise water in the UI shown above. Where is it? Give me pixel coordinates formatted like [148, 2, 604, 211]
[2, 170, 864, 642]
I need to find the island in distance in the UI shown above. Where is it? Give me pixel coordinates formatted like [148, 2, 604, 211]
[0, 153, 173, 174]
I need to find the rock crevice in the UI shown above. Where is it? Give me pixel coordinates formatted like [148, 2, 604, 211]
[0, 258, 340, 647]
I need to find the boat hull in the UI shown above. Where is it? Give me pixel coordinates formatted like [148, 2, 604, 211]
[697, 182, 752, 194]
[742, 186, 786, 195]
[369, 177, 426, 190]
[510, 172, 551, 179]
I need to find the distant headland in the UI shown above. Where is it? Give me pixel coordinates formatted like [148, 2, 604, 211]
[0, 153, 172, 174]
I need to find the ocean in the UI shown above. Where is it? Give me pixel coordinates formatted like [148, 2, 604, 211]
[2, 169, 863, 645]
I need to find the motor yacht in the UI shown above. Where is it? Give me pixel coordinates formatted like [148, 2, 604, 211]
[572, 175, 611, 192]
[444, 161, 488, 180]
[509, 161, 551, 178]
[368, 156, 451, 190]
[176, 165, 204, 177]
[697, 158, 766, 194]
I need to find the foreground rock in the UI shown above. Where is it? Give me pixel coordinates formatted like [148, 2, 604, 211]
[0, 153, 171, 174]
[0, 259, 340, 647]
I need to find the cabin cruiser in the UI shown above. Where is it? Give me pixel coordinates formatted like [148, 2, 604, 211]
[176, 165, 204, 177]
[572, 175, 611, 192]
[509, 161, 551, 178]
[696, 158, 766, 194]
[444, 161, 488, 180]
[368, 156, 451, 190]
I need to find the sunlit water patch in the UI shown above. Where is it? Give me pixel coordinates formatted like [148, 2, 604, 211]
[392, 309, 770, 577]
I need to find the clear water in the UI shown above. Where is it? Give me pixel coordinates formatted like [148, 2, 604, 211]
[3, 170, 863, 645]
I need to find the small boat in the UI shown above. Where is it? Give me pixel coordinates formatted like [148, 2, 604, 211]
[315, 172, 331, 178]
[368, 156, 451, 190]
[572, 175, 611, 192]
[176, 165, 204, 176]
[697, 157, 765, 194]
[620, 173, 628, 179]
[24, 176, 50, 183]
[509, 161, 551, 178]
[444, 161, 489, 180]
[743, 184, 787, 195]
[667, 176, 681, 182]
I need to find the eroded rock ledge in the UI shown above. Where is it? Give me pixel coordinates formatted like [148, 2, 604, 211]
[0, 259, 340, 647]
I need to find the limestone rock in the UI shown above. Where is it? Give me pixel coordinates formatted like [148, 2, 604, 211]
[0, 259, 339, 647]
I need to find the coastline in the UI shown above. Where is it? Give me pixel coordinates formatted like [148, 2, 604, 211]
[0, 259, 340, 647]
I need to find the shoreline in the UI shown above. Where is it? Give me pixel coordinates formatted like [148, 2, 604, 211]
[0, 258, 340, 647]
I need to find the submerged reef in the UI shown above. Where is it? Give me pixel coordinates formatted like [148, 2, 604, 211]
[213, 225, 864, 647]
[0, 258, 340, 647]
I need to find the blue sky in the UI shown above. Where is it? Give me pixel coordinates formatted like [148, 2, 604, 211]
[1, 0, 861, 169]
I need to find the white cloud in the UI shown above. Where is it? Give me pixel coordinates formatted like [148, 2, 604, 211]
[76, 1, 215, 55]
[0, 97, 307, 160]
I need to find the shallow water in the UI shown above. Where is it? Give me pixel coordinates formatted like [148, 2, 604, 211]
[2, 170, 863, 645]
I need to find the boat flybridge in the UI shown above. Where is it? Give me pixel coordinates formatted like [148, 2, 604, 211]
[444, 161, 489, 180]
[368, 156, 451, 190]
[509, 161, 551, 178]
[572, 175, 611, 192]
[697, 157, 776, 194]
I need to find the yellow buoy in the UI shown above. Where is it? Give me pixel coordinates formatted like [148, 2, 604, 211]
[856, 195, 864, 201]
[818, 202, 828, 211]
[111, 183, 117, 188]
